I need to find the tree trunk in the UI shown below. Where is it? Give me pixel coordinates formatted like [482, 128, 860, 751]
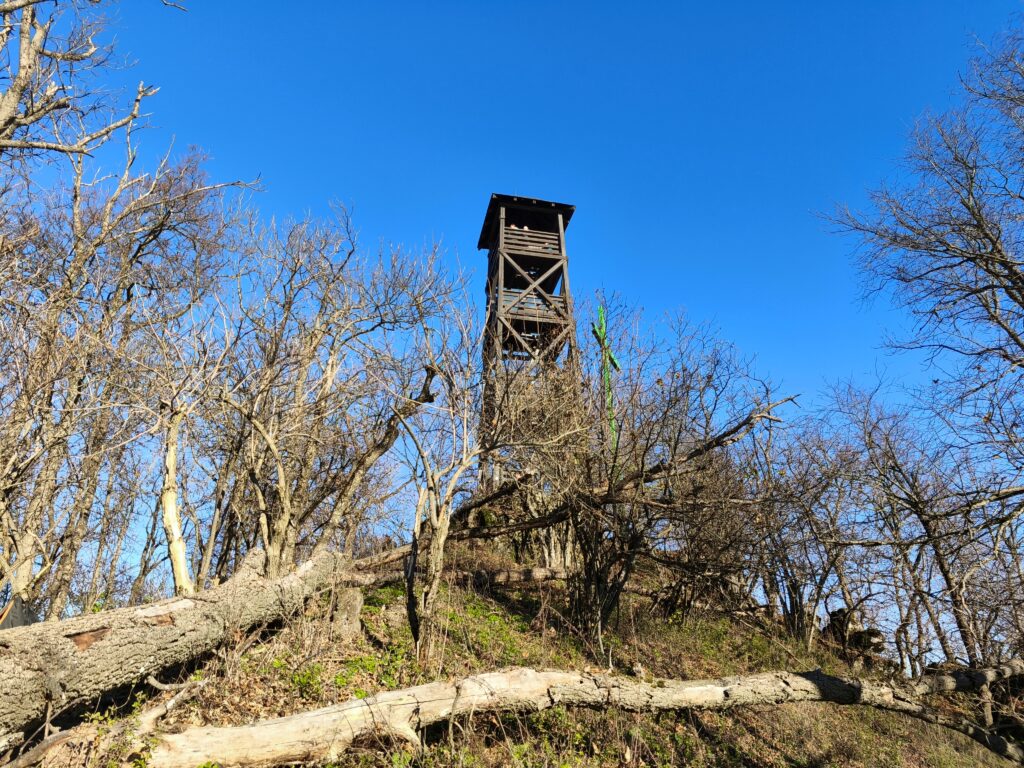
[160, 409, 195, 597]
[417, 500, 450, 661]
[0, 550, 377, 752]
[27, 662, 1024, 768]
[453, 566, 567, 588]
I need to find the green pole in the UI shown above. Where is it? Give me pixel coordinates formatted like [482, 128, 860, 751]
[591, 305, 621, 455]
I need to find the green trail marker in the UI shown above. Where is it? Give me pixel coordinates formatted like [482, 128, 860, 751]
[591, 305, 621, 454]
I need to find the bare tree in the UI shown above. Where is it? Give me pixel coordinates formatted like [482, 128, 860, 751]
[837, 32, 1024, 477]
[555, 307, 791, 645]
[0, 0, 153, 161]
[837, 33, 1024, 722]
[204, 214, 451, 579]
[0, 137, 234, 612]
[0, 0, 248, 617]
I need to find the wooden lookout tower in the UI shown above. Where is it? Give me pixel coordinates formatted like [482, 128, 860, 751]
[478, 193, 578, 488]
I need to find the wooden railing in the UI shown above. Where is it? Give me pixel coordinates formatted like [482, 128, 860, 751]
[502, 226, 561, 255]
[501, 289, 567, 318]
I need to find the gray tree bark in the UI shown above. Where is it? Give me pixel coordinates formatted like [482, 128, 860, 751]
[22, 662, 1024, 767]
[146, 661, 1024, 768]
[0, 550, 378, 752]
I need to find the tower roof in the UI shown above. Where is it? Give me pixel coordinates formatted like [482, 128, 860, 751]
[477, 193, 576, 250]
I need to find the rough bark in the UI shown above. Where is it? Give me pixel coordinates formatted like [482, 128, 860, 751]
[330, 587, 363, 641]
[30, 661, 1024, 767]
[453, 567, 568, 588]
[0, 550, 377, 752]
[0, 492, 565, 751]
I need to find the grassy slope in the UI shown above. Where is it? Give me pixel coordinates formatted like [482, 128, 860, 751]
[155, 577, 1004, 768]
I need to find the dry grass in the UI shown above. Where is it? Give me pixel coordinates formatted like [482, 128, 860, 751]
[146, 572, 1007, 767]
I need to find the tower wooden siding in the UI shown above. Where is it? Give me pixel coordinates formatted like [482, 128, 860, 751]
[478, 194, 578, 490]
[478, 194, 576, 366]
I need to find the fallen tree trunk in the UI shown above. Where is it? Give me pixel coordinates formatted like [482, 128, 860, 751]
[26, 661, 1023, 767]
[149, 661, 1024, 767]
[453, 566, 567, 588]
[0, 550, 377, 752]
[0, 512, 572, 752]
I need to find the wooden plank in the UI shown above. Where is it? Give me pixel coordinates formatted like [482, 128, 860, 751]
[503, 231, 557, 241]
[504, 236, 559, 249]
[496, 207, 505, 339]
[504, 228, 559, 240]
[556, 211, 576, 363]
[505, 309, 566, 322]
[504, 246, 560, 258]
[501, 293, 566, 309]
[499, 270, 573, 321]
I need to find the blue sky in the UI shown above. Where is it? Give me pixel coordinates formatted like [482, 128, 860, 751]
[107, 1, 1023, 407]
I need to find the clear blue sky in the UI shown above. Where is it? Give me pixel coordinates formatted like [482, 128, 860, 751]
[107, 1, 1023, 406]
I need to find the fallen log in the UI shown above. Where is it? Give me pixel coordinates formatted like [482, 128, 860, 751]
[0, 550, 378, 752]
[0, 523, 571, 752]
[453, 566, 567, 588]
[25, 661, 1024, 767]
[149, 661, 1024, 767]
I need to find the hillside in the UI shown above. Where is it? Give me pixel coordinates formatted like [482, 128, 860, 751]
[124, 573, 1002, 768]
